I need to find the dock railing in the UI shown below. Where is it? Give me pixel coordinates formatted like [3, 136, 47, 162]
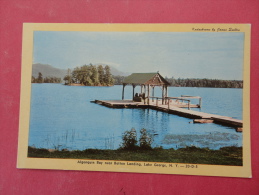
[149, 96, 191, 110]
[165, 97, 191, 110]
[149, 96, 202, 110]
[148, 97, 162, 106]
[180, 95, 202, 108]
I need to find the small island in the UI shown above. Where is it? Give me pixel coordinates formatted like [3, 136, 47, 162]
[63, 64, 114, 86]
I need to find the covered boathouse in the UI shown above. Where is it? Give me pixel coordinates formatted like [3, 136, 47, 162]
[93, 73, 243, 129]
[122, 72, 170, 105]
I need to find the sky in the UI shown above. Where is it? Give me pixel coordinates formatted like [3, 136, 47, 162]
[33, 31, 245, 80]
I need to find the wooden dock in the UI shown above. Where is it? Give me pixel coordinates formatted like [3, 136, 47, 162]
[93, 99, 243, 130]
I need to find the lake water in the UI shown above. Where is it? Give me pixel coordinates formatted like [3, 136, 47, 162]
[29, 84, 243, 150]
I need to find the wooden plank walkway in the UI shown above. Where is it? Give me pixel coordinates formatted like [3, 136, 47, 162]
[93, 99, 243, 129]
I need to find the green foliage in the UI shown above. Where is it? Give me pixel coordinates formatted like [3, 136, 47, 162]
[139, 128, 153, 149]
[31, 76, 36, 83]
[121, 128, 138, 150]
[120, 128, 153, 150]
[165, 77, 243, 88]
[44, 77, 61, 83]
[81, 65, 93, 86]
[90, 64, 99, 85]
[97, 65, 105, 85]
[32, 72, 61, 83]
[113, 75, 243, 88]
[37, 72, 43, 83]
[64, 64, 114, 86]
[63, 75, 72, 84]
[104, 65, 114, 86]
[113, 75, 125, 85]
[28, 146, 243, 166]
[72, 67, 80, 83]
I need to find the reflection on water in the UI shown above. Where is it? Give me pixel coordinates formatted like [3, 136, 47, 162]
[29, 84, 243, 150]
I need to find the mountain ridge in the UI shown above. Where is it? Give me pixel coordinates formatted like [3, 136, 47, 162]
[32, 63, 129, 78]
[32, 63, 67, 78]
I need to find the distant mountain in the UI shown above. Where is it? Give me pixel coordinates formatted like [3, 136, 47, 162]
[32, 63, 129, 79]
[94, 63, 129, 76]
[110, 66, 129, 76]
[32, 63, 67, 78]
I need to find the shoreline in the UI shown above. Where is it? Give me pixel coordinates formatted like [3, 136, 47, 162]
[32, 83, 243, 89]
[28, 146, 243, 166]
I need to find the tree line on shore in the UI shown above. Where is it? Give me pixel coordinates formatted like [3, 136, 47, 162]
[165, 77, 243, 88]
[63, 64, 114, 86]
[113, 75, 243, 88]
[31, 72, 61, 83]
[31, 66, 243, 88]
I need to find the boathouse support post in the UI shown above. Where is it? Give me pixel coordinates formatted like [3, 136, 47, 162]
[162, 85, 164, 105]
[188, 100, 190, 110]
[167, 98, 170, 110]
[164, 86, 167, 105]
[165, 86, 168, 104]
[152, 86, 155, 102]
[132, 85, 136, 101]
[147, 84, 150, 105]
[144, 85, 146, 104]
[122, 84, 125, 100]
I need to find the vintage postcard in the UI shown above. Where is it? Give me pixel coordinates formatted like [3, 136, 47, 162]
[17, 23, 251, 177]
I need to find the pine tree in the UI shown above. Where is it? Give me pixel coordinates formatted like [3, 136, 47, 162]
[104, 65, 114, 86]
[90, 64, 99, 86]
[37, 72, 43, 83]
[80, 65, 93, 86]
[97, 65, 105, 85]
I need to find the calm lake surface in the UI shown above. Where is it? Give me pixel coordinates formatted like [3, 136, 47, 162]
[29, 84, 243, 150]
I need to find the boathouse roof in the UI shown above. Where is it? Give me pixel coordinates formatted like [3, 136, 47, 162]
[123, 72, 170, 86]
